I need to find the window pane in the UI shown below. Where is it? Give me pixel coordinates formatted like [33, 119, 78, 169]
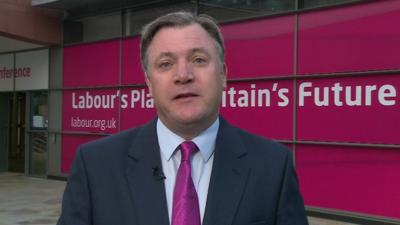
[63, 40, 120, 87]
[220, 80, 294, 141]
[296, 144, 400, 219]
[30, 132, 47, 176]
[298, 0, 400, 74]
[125, 2, 196, 37]
[296, 75, 400, 145]
[64, 12, 122, 44]
[199, 0, 295, 22]
[30, 91, 48, 130]
[222, 15, 295, 78]
[300, 0, 363, 9]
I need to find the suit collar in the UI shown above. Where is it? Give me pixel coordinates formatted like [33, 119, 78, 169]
[217, 117, 248, 158]
[126, 118, 169, 225]
[203, 117, 250, 225]
[127, 118, 158, 161]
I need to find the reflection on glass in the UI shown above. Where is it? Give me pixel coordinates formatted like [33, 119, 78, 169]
[125, 2, 196, 36]
[201, 0, 294, 10]
[300, 0, 362, 9]
[64, 12, 122, 44]
[199, 0, 295, 22]
[30, 91, 48, 129]
[30, 132, 47, 176]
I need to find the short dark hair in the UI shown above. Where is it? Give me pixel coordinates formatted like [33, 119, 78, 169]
[140, 11, 225, 73]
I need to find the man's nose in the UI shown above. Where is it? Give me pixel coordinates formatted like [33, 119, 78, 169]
[174, 61, 194, 84]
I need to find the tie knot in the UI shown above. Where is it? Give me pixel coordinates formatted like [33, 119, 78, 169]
[179, 141, 198, 161]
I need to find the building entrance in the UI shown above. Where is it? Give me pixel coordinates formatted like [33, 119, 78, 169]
[0, 93, 11, 172]
[0, 92, 26, 173]
[9, 92, 26, 173]
[0, 91, 49, 176]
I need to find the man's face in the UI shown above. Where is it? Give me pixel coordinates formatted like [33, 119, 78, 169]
[145, 23, 226, 138]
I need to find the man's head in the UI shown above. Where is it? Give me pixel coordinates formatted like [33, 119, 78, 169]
[140, 11, 225, 73]
[140, 12, 227, 139]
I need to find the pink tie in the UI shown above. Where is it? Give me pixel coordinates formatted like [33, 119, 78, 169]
[172, 141, 201, 225]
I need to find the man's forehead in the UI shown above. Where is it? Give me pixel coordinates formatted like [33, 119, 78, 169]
[155, 23, 203, 36]
[148, 25, 216, 59]
[150, 24, 213, 45]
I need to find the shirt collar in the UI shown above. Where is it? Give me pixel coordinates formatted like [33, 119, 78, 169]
[157, 118, 219, 162]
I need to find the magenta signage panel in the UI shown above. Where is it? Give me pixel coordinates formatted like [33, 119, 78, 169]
[222, 15, 294, 78]
[298, 1, 400, 74]
[120, 87, 157, 130]
[62, 89, 120, 134]
[296, 144, 400, 219]
[297, 75, 400, 144]
[63, 40, 120, 87]
[61, 135, 101, 173]
[122, 38, 145, 85]
[116, 80, 295, 139]
[221, 80, 293, 140]
[60, 8, 400, 220]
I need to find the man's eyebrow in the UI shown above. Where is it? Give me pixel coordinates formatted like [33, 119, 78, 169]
[154, 52, 176, 62]
[189, 47, 211, 57]
[153, 48, 211, 62]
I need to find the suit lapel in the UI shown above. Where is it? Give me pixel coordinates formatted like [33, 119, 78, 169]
[125, 119, 169, 225]
[203, 118, 250, 225]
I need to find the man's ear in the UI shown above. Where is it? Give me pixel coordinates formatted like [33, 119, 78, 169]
[145, 73, 153, 97]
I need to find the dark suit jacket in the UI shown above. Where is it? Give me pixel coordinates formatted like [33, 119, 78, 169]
[58, 118, 309, 225]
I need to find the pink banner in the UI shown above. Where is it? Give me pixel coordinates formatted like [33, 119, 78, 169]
[60, 5, 400, 220]
[297, 75, 400, 145]
[296, 144, 400, 218]
[63, 40, 120, 87]
[221, 80, 293, 140]
[298, 0, 400, 74]
[122, 37, 145, 85]
[62, 89, 120, 134]
[222, 15, 294, 78]
[61, 135, 100, 173]
[119, 87, 157, 130]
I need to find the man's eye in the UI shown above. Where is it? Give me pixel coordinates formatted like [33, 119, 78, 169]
[158, 62, 172, 69]
[193, 57, 207, 65]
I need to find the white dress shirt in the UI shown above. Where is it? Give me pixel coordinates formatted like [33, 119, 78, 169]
[156, 118, 219, 225]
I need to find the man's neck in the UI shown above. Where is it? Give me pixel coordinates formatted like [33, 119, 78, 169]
[158, 116, 219, 140]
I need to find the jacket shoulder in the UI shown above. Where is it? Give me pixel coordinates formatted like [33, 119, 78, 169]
[224, 121, 290, 160]
[83, 127, 140, 148]
[77, 121, 152, 161]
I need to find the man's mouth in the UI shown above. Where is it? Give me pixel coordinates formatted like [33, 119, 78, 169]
[174, 93, 199, 100]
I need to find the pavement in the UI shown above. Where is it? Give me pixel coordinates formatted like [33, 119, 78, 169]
[0, 172, 358, 225]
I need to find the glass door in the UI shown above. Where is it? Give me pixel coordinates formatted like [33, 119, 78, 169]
[8, 92, 26, 173]
[0, 93, 11, 172]
[29, 91, 48, 176]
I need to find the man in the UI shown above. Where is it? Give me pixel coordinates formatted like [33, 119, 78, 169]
[58, 12, 309, 225]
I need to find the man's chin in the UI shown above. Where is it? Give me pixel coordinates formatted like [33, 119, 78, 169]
[176, 114, 217, 128]
[175, 116, 203, 126]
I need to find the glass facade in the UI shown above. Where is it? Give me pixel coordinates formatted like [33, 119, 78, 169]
[63, 0, 366, 43]
[4, 1, 383, 218]
[59, 2, 400, 221]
